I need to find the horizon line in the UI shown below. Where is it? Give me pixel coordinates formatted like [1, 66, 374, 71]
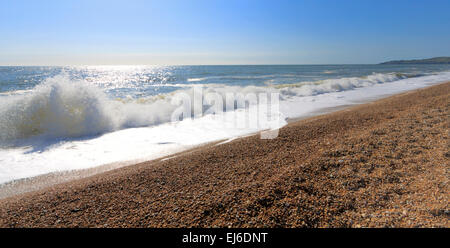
[0, 63, 381, 67]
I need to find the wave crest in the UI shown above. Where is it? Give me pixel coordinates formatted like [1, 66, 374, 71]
[0, 76, 176, 145]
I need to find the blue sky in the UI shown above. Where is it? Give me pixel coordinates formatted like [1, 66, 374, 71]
[1, 0, 449, 65]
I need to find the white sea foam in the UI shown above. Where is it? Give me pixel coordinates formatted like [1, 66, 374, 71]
[0, 72, 408, 144]
[0, 76, 180, 145]
[187, 78, 206, 82]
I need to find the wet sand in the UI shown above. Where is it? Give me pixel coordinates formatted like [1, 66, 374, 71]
[0, 82, 448, 227]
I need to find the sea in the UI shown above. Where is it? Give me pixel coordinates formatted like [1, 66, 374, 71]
[1, 64, 449, 184]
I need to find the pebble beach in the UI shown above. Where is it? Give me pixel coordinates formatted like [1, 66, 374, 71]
[0, 82, 448, 228]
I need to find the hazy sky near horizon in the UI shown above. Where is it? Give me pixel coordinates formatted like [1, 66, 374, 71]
[1, 0, 450, 65]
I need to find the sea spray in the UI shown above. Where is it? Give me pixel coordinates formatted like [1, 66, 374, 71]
[0, 76, 176, 145]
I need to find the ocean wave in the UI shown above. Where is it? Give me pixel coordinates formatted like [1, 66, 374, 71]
[186, 74, 296, 83]
[0, 89, 34, 96]
[0, 72, 441, 145]
[273, 72, 421, 97]
[187, 78, 206, 82]
[0, 76, 179, 145]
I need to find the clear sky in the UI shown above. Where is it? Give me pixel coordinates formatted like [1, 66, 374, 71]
[1, 0, 449, 65]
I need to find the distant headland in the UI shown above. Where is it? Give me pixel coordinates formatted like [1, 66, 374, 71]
[380, 57, 450, 65]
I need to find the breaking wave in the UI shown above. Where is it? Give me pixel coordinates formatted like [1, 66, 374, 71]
[0, 72, 432, 145]
[0, 76, 178, 145]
